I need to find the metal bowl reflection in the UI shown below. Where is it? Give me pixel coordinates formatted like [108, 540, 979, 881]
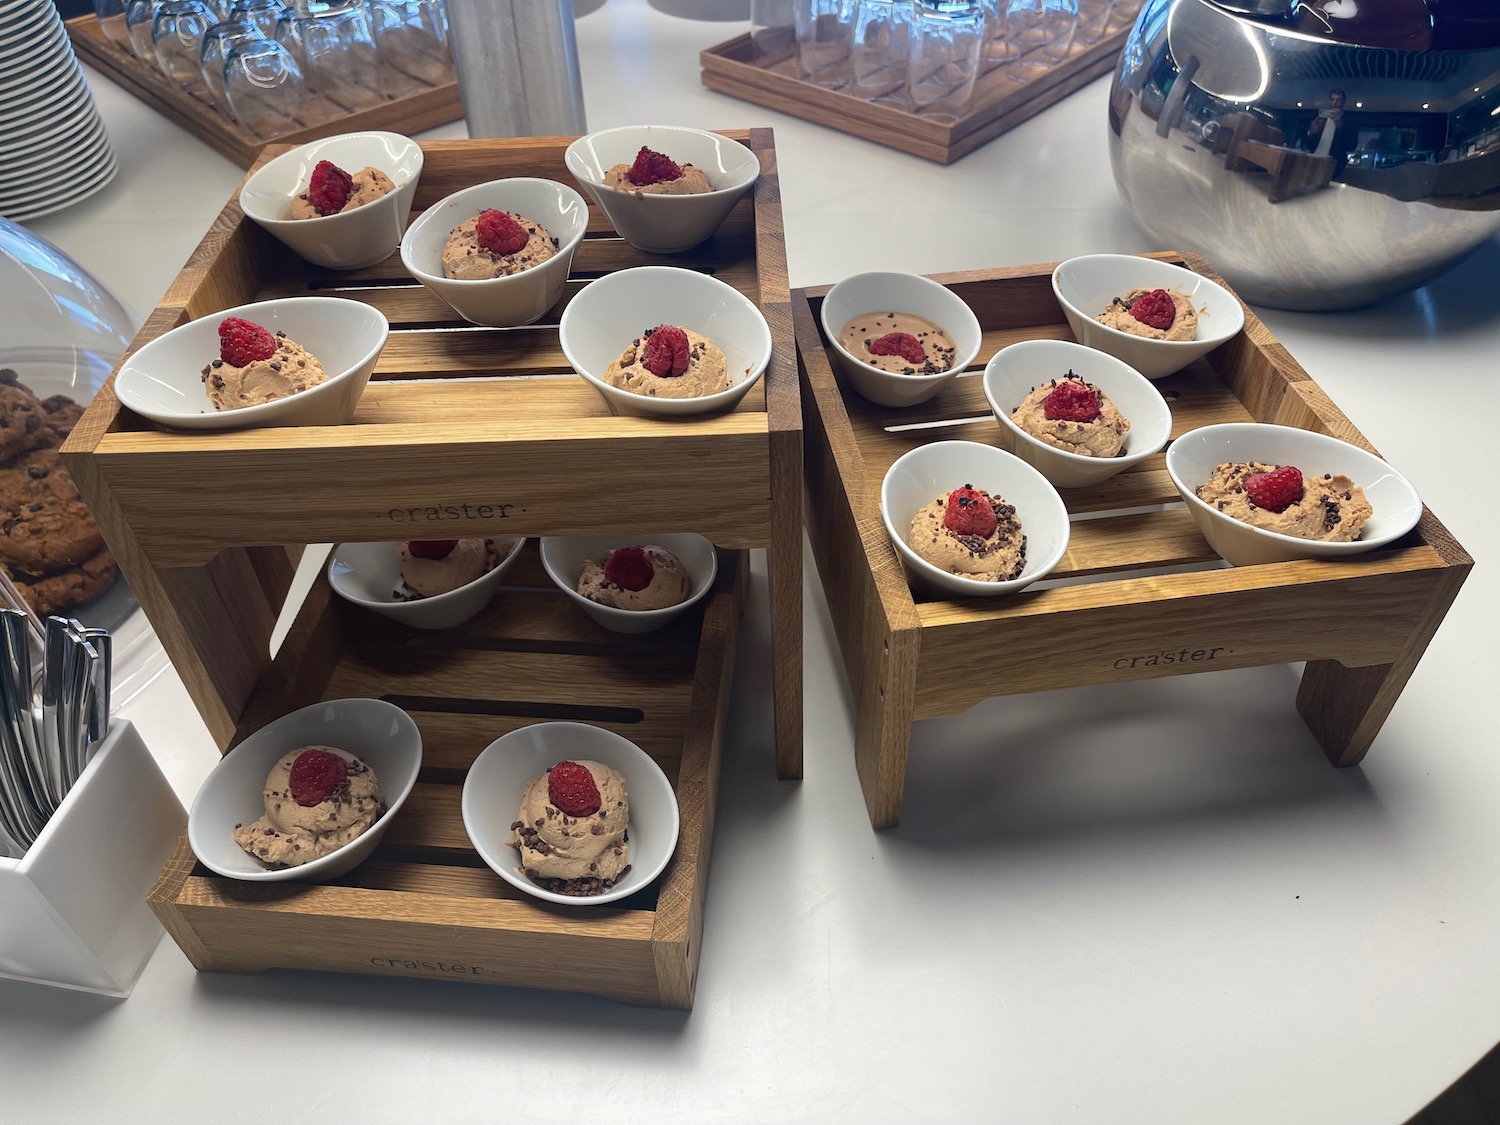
[1107, 0, 1500, 310]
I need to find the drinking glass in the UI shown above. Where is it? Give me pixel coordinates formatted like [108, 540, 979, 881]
[908, 1, 984, 118]
[125, 0, 162, 65]
[1073, 0, 1112, 45]
[94, 0, 132, 49]
[152, 0, 215, 92]
[294, 2, 384, 108]
[200, 18, 263, 115]
[368, 0, 453, 91]
[1104, 0, 1141, 33]
[750, 0, 796, 57]
[228, 0, 286, 38]
[796, 0, 854, 88]
[1004, 0, 1078, 81]
[850, 0, 912, 103]
[223, 36, 305, 138]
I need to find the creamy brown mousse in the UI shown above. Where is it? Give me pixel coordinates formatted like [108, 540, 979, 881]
[509, 760, 630, 895]
[839, 313, 957, 375]
[200, 332, 327, 411]
[577, 545, 691, 611]
[603, 327, 731, 399]
[442, 213, 558, 280]
[234, 747, 386, 869]
[287, 167, 395, 219]
[1009, 373, 1131, 458]
[396, 538, 514, 600]
[602, 164, 713, 196]
[1095, 288, 1198, 341]
[908, 488, 1027, 581]
[1196, 462, 1372, 541]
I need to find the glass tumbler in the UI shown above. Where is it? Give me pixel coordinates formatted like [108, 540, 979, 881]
[152, 0, 215, 91]
[850, 0, 913, 103]
[796, 0, 854, 88]
[125, 0, 162, 65]
[1104, 0, 1141, 33]
[200, 19, 263, 115]
[229, 0, 286, 37]
[750, 0, 797, 57]
[293, 2, 384, 109]
[368, 0, 453, 90]
[223, 36, 305, 138]
[908, 1, 984, 118]
[1004, 0, 1078, 81]
[94, 0, 132, 49]
[1073, 0, 1112, 45]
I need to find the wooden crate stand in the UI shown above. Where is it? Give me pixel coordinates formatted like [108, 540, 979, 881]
[61, 132, 800, 1005]
[796, 253, 1471, 828]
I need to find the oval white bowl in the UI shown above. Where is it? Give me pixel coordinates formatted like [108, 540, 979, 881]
[462, 722, 680, 907]
[239, 131, 424, 270]
[1051, 254, 1245, 380]
[880, 439, 1071, 598]
[558, 265, 772, 418]
[187, 698, 422, 883]
[1166, 422, 1424, 566]
[114, 296, 389, 430]
[818, 271, 984, 408]
[538, 533, 718, 635]
[982, 338, 1172, 489]
[564, 125, 760, 253]
[399, 177, 590, 327]
[327, 537, 528, 631]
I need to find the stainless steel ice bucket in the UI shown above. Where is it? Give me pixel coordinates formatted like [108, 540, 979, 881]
[1106, 0, 1500, 309]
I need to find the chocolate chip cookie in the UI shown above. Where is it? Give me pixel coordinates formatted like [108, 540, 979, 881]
[0, 449, 106, 572]
[5, 549, 118, 617]
[41, 395, 86, 444]
[0, 370, 51, 462]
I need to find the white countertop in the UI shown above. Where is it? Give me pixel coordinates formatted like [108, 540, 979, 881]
[6, 2, 1500, 1122]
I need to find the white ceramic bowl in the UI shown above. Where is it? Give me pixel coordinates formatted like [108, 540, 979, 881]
[186, 698, 422, 883]
[818, 271, 983, 408]
[538, 533, 718, 635]
[114, 297, 388, 430]
[1165, 422, 1424, 567]
[881, 440, 1071, 598]
[981, 339, 1172, 489]
[558, 265, 772, 418]
[1051, 254, 1245, 380]
[461, 721, 680, 907]
[326, 537, 528, 630]
[239, 132, 424, 271]
[398, 177, 589, 327]
[564, 125, 760, 254]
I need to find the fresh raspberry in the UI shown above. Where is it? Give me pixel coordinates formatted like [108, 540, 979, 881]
[547, 760, 601, 817]
[1129, 288, 1177, 331]
[868, 332, 926, 365]
[642, 325, 691, 377]
[288, 748, 348, 807]
[1243, 465, 1305, 513]
[307, 159, 353, 216]
[943, 484, 998, 539]
[218, 316, 277, 367]
[604, 545, 654, 591]
[475, 209, 529, 256]
[1042, 376, 1102, 422]
[627, 146, 683, 186]
[406, 539, 458, 560]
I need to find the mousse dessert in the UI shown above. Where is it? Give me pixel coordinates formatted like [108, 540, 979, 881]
[602, 146, 713, 196]
[201, 316, 327, 411]
[395, 538, 511, 600]
[578, 544, 691, 611]
[287, 158, 395, 220]
[234, 746, 386, 869]
[839, 314, 957, 376]
[442, 208, 559, 281]
[1096, 287, 1197, 341]
[603, 324, 730, 399]
[1010, 371, 1131, 458]
[909, 483, 1027, 582]
[1196, 462, 1372, 542]
[509, 759, 630, 896]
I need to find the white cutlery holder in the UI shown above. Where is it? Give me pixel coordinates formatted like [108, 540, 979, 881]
[0, 721, 185, 996]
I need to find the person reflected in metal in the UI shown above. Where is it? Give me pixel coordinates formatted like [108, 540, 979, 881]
[1302, 89, 1359, 168]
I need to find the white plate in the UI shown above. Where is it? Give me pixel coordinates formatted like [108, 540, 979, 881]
[462, 721, 680, 907]
[0, 118, 109, 185]
[0, 152, 117, 224]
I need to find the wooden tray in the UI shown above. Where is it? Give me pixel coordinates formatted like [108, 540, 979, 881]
[700, 1, 1129, 165]
[796, 253, 1472, 828]
[66, 15, 463, 168]
[146, 544, 743, 1008]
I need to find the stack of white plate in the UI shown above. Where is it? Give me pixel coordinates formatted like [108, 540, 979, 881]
[0, 0, 117, 224]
